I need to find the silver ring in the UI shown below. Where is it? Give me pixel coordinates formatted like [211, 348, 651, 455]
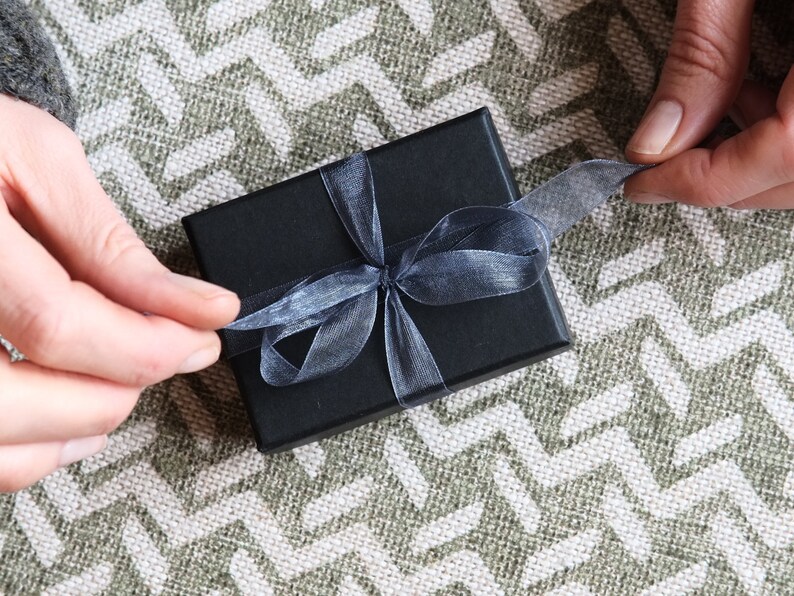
[0, 335, 24, 362]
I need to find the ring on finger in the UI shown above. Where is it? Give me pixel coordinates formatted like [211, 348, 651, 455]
[0, 335, 25, 363]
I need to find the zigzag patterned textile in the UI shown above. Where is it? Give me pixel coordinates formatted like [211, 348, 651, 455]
[1, 0, 793, 594]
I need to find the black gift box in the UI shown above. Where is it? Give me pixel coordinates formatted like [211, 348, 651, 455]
[182, 108, 571, 453]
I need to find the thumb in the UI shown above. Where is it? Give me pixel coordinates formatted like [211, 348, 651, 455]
[626, 0, 754, 163]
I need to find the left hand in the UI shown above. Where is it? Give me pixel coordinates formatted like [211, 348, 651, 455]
[0, 96, 240, 492]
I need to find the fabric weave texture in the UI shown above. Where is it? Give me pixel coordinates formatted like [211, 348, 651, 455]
[1, 1, 793, 594]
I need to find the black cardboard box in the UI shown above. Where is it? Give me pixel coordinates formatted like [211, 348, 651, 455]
[182, 108, 571, 453]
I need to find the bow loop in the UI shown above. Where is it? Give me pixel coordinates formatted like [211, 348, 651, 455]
[225, 261, 382, 389]
[260, 291, 378, 386]
[226, 263, 381, 331]
[394, 205, 552, 305]
[320, 153, 385, 267]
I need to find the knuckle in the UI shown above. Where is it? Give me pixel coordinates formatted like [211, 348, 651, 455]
[31, 113, 87, 160]
[89, 392, 138, 435]
[682, 152, 725, 208]
[51, 123, 86, 157]
[13, 302, 70, 364]
[19, 118, 86, 176]
[127, 354, 172, 387]
[667, 20, 736, 84]
[95, 220, 148, 269]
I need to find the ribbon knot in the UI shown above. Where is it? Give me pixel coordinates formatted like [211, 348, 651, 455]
[379, 265, 394, 291]
[224, 153, 647, 407]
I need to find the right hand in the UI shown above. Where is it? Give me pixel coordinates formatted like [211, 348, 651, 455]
[623, 0, 794, 209]
[0, 95, 240, 492]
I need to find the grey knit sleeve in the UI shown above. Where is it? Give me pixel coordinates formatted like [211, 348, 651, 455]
[0, 0, 77, 128]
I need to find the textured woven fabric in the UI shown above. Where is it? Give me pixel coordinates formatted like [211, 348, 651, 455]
[1, 1, 793, 594]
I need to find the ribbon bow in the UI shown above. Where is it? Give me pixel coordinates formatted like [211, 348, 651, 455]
[225, 154, 645, 407]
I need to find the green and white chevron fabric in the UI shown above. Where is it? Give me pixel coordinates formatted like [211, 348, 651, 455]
[1, 0, 793, 594]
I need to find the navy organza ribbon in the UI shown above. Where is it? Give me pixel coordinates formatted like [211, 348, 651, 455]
[225, 154, 646, 408]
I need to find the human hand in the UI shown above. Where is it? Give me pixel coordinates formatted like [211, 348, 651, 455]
[0, 96, 240, 492]
[623, 0, 794, 209]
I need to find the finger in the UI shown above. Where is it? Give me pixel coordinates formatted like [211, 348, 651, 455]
[777, 64, 794, 120]
[0, 357, 139, 444]
[730, 182, 794, 210]
[0, 436, 106, 493]
[626, 0, 754, 162]
[703, 132, 725, 150]
[0, 97, 239, 330]
[729, 79, 778, 129]
[624, 115, 793, 207]
[0, 205, 222, 385]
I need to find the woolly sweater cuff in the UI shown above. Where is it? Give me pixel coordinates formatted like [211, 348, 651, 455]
[0, 0, 77, 128]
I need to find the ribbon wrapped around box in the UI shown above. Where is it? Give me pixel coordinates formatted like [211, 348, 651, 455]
[182, 108, 645, 453]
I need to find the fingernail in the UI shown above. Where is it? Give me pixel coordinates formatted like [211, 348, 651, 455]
[166, 272, 235, 300]
[628, 192, 673, 204]
[59, 435, 107, 468]
[179, 345, 220, 374]
[627, 100, 683, 155]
